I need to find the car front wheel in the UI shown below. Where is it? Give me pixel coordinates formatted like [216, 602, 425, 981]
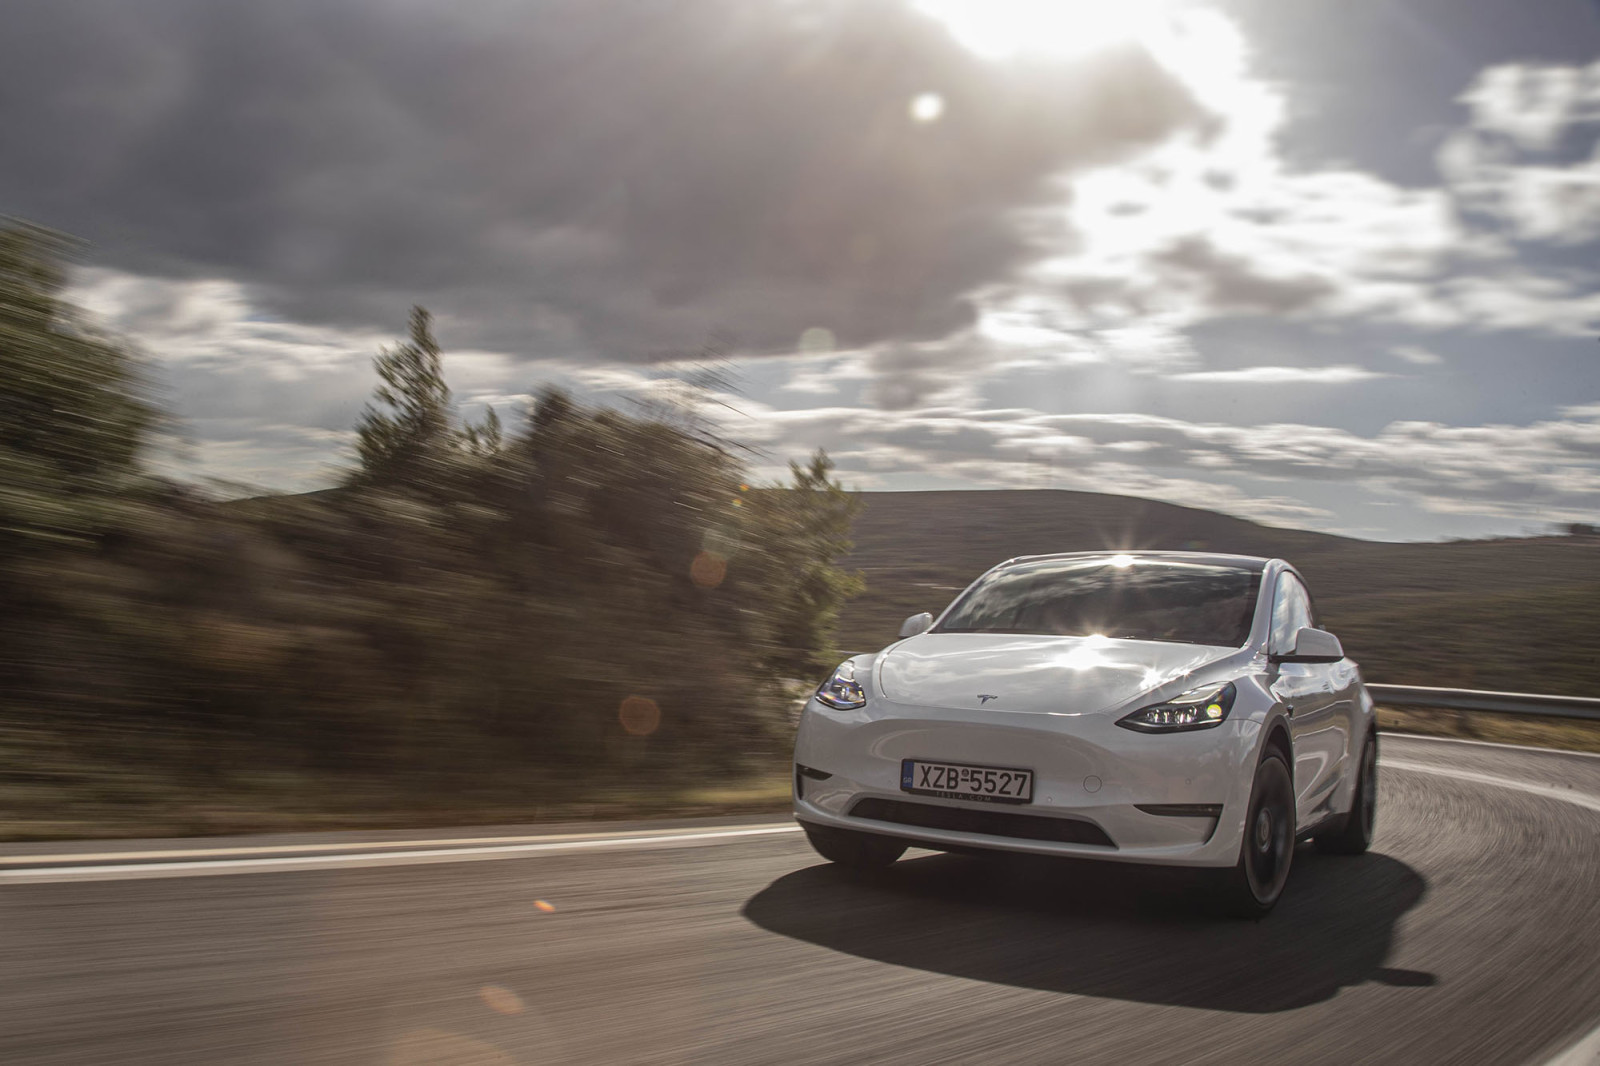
[1218, 752, 1295, 918]
[802, 823, 907, 870]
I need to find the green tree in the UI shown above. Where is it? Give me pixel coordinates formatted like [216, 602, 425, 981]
[0, 224, 153, 551]
[748, 449, 864, 676]
[0, 222, 157, 736]
[462, 405, 503, 457]
[353, 305, 453, 486]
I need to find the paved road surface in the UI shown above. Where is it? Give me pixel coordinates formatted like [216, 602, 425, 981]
[2, 734, 1598, 1065]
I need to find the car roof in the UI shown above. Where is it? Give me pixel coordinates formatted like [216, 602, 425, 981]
[995, 550, 1272, 572]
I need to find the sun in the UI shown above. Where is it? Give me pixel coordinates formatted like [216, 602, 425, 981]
[913, 0, 1173, 62]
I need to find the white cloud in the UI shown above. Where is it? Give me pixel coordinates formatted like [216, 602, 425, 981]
[564, 365, 658, 395]
[779, 366, 843, 396]
[1391, 345, 1444, 365]
[1088, 326, 1202, 374]
[1458, 58, 1600, 152]
[71, 268, 392, 378]
[1441, 130, 1600, 247]
[1171, 365, 1388, 385]
[1439, 57, 1600, 247]
[755, 402, 1600, 525]
[956, 30, 1600, 369]
[1429, 270, 1600, 337]
[776, 352, 872, 396]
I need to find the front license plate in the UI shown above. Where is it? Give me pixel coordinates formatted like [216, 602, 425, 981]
[901, 759, 1033, 804]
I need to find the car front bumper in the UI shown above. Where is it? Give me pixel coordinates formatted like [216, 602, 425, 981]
[793, 694, 1263, 867]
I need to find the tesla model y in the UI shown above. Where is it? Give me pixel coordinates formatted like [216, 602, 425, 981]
[793, 551, 1377, 916]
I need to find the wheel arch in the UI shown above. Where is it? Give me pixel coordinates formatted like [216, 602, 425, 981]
[1261, 715, 1293, 777]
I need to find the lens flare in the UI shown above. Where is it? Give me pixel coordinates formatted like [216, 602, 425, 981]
[798, 326, 836, 354]
[619, 696, 661, 736]
[479, 985, 525, 1015]
[909, 92, 945, 123]
[690, 551, 727, 588]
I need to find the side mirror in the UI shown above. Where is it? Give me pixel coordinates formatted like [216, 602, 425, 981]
[898, 612, 934, 639]
[1274, 626, 1344, 664]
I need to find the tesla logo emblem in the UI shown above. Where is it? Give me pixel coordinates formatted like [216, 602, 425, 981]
[976, 694, 999, 705]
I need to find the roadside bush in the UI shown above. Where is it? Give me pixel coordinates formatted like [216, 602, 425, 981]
[0, 227, 861, 833]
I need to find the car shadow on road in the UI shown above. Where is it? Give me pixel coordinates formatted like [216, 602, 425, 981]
[743, 847, 1433, 1013]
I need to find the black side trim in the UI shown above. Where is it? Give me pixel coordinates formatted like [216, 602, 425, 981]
[1295, 808, 1343, 841]
[795, 764, 832, 801]
[1135, 803, 1224, 818]
[849, 798, 1115, 848]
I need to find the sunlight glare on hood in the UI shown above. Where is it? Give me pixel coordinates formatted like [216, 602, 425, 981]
[1055, 633, 1116, 671]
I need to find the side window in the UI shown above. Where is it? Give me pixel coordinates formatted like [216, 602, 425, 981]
[1270, 574, 1313, 655]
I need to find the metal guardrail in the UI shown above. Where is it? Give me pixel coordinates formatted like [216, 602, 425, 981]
[1367, 684, 1600, 723]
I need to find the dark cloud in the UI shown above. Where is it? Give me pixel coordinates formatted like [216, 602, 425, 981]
[863, 336, 991, 409]
[2, 0, 1211, 359]
[1150, 235, 1337, 314]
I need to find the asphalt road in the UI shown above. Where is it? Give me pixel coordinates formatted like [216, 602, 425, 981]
[2, 734, 1599, 1065]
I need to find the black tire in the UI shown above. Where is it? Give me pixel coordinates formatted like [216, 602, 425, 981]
[802, 823, 906, 870]
[1218, 753, 1295, 918]
[1315, 732, 1377, 855]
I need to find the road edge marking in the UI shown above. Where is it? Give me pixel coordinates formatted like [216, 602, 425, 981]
[1541, 1016, 1600, 1066]
[2, 821, 798, 866]
[0, 823, 803, 884]
[1383, 760, 1600, 815]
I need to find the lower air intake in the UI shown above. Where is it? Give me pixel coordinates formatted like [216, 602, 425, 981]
[849, 798, 1115, 848]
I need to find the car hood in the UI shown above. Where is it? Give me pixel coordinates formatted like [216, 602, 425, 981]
[875, 633, 1241, 717]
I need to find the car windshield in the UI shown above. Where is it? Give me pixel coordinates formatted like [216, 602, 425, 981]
[935, 557, 1262, 646]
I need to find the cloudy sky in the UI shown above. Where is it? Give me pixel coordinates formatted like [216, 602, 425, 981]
[5, 0, 1599, 539]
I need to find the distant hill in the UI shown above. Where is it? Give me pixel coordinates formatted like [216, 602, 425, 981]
[835, 490, 1600, 696]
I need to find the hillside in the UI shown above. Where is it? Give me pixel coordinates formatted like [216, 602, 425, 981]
[834, 490, 1600, 695]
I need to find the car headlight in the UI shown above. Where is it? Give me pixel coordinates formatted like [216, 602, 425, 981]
[1117, 682, 1236, 733]
[815, 660, 867, 710]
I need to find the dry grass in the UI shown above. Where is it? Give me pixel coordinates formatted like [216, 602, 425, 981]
[0, 782, 796, 843]
[1377, 705, 1600, 754]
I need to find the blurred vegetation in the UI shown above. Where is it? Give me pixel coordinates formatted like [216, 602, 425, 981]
[0, 225, 859, 839]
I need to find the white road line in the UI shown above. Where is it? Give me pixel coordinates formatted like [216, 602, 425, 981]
[1381, 731, 1600, 760]
[1383, 759, 1600, 815]
[0, 824, 803, 884]
[1, 823, 797, 866]
[1543, 1018, 1600, 1066]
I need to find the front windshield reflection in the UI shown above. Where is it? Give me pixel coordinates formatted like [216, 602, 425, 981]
[936, 557, 1261, 646]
